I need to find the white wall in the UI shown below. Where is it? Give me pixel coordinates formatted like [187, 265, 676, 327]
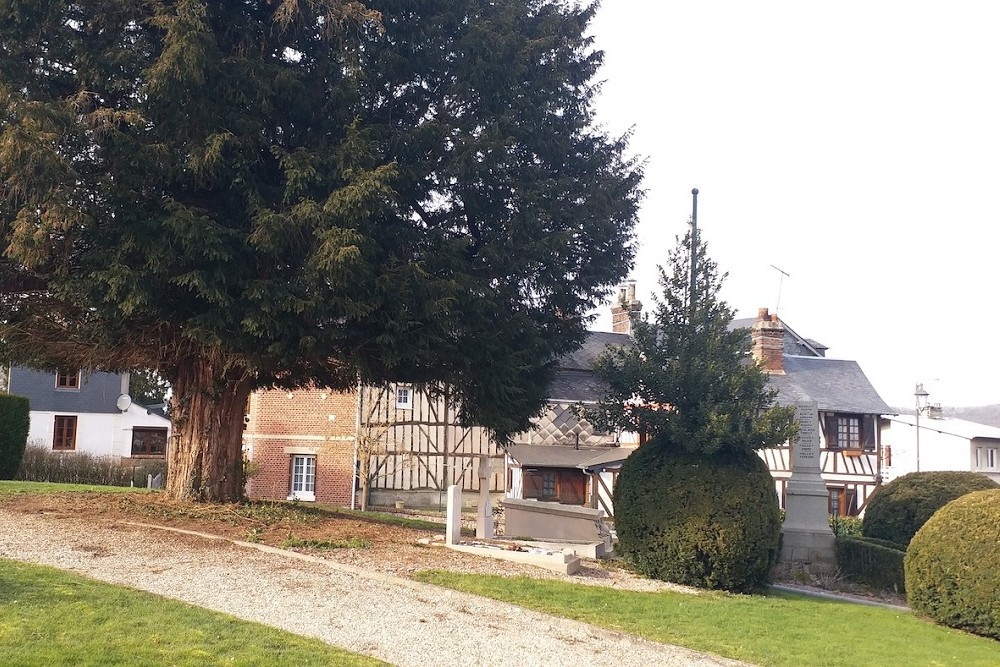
[27, 405, 170, 458]
[881, 420, 971, 480]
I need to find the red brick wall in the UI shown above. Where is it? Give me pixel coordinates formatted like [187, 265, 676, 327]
[244, 386, 357, 506]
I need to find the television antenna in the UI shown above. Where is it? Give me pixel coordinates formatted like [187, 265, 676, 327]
[770, 265, 790, 313]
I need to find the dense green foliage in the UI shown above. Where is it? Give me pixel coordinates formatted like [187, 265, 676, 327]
[835, 536, 906, 593]
[862, 471, 999, 546]
[0, 394, 29, 479]
[905, 490, 1000, 640]
[614, 443, 781, 592]
[0, 0, 642, 500]
[418, 571, 1000, 666]
[15, 446, 167, 488]
[0, 559, 384, 666]
[129, 369, 171, 407]
[590, 229, 793, 454]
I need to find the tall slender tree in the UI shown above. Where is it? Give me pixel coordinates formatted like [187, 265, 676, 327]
[0, 0, 643, 501]
[589, 227, 792, 453]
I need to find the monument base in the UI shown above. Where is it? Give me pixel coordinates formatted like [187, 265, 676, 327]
[780, 527, 837, 574]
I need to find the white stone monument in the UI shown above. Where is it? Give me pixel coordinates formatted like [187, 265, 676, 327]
[476, 455, 494, 539]
[780, 401, 836, 571]
[446, 484, 463, 545]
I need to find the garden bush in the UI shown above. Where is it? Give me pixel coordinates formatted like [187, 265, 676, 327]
[905, 489, 1000, 640]
[862, 471, 998, 546]
[16, 445, 167, 488]
[835, 536, 906, 593]
[0, 394, 30, 479]
[614, 442, 780, 593]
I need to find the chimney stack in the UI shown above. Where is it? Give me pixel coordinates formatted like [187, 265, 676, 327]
[926, 404, 944, 420]
[611, 280, 642, 334]
[751, 307, 785, 374]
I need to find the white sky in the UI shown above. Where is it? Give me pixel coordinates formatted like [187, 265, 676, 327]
[585, 1, 1000, 409]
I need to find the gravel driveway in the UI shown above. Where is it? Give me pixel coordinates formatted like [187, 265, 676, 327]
[0, 509, 743, 666]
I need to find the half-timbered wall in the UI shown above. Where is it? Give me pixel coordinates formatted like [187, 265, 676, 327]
[362, 385, 504, 495]
[760, 410, 883, 516]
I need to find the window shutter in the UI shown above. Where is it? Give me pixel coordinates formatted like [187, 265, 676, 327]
[822, 413, 838, 448]
[861, 415, 876, 451]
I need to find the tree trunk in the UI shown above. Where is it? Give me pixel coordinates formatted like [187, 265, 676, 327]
[165, 356, 253, 503]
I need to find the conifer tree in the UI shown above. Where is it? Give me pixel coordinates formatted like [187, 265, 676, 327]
[0, 0, 642, 501]
[590, 227, 792, 453]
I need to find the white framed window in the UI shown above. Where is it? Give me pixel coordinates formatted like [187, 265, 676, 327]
[289, 454, 316, 501]
[988, 448, 997, 470]
[395, 386, 412, 410]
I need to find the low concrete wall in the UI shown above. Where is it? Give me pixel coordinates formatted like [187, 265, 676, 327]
[504, 498, 610, 547]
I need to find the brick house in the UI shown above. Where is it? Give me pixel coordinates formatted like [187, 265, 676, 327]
[243, 287, 641, 508]
[243, 387, 357, 505]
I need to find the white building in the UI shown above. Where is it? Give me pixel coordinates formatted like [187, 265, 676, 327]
[880, 409, 1000, 484]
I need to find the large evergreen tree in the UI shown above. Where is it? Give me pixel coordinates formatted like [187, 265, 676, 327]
[589, 227, 792, 453]
[0, 0, 642, 501]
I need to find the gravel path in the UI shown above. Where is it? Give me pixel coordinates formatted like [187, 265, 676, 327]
[0, 510, 744, 666]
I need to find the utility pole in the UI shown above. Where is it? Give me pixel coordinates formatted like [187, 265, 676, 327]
[689, 187, 699, 318]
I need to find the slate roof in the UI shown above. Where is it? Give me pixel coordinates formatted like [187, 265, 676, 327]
[547, 331, 632, 403]
[505, 443, 634, 470]
[557, 331, 632, 370]
[767, 355, 893, 415]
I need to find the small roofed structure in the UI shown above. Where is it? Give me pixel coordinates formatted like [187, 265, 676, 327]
[504, 443, 633, 518]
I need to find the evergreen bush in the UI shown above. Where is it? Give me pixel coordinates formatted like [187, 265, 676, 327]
[614, 442, 781, 593]
[0, 394, 30, 479]
[862, 471, 998, 546]
[905, 489, 1000, 640]
[835, 536, 906, 593]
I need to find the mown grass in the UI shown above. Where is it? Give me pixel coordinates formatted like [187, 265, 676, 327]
[0, 480, 148, 495]
[0, 559, 383, 666]
[415, 572, 1000, 666]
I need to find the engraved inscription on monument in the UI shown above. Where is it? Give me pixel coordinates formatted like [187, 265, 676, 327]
[793, 401, 820, 470]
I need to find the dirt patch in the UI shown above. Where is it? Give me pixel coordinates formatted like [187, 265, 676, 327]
[0, 491, 662, 587]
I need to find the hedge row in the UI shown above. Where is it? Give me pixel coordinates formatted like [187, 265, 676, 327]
[862, 471, 999, 546]
[0, 394, 30, 479]
[835, 536, 906, 593]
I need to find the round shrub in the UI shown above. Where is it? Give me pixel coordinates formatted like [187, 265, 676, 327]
[862, 471, 998, 546]
[905, 489, 1000, 640]
[614, 441, 780, 593]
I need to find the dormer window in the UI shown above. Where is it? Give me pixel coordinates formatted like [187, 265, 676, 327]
[395, 386, 413, 410]
[56, 370, 81, 391]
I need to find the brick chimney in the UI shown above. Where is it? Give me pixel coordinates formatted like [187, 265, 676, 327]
[751, 307, 785, 374]
[611, 281, 642, 334]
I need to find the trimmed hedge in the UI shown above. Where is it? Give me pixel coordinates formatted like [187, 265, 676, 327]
[16, 445, 167, 488]
[862, 471, 998, 546]
[905, 489, 1000, 640]
[835, 536, 906, 593]
[614, 442, 780, 593]
[0, 394, 30, 479]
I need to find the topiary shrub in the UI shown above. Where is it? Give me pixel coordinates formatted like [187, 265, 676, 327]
[0, 394, 30, 479]
[835, 536, 906, 593]
[614, 441, 780, 593]
[862, 471, 998, 546]
[905, 489, 1000, 640]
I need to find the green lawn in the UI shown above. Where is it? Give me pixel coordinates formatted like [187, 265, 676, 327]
[0, 559, 383, 666]
[0, 480, 148, 495]
[415, 572, 1000, 666]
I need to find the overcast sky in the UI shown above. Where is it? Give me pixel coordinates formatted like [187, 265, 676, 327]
[585, 1, 1000, 409]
